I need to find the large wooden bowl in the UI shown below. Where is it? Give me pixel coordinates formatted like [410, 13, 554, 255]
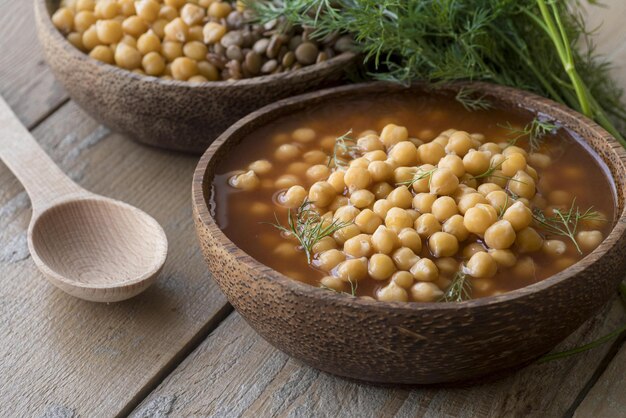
[192, 82, 626, 384]
[34, 0, 356, 153]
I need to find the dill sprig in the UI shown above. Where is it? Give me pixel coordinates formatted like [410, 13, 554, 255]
[267, 199, 353, 263]
[532, 198, 605, 254]
[503, 118, 559, 151]
[455, 87, 493, 112]
[328, 129, 357, 168]
[441, 270, 472, 302]
[320, 277, 358, 296]
[396, 166, 437, 188]
[248, 0, 626, 147]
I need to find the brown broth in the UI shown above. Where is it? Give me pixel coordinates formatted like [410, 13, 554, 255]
[211, 92, 616, 300]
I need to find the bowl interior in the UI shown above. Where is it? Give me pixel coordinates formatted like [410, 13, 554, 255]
[194, 81, 626, 308]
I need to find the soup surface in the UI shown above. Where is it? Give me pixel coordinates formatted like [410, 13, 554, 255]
[211, 91, 615, 302]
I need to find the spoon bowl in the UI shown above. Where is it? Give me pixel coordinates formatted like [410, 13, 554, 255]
[29, 197, 167, 302]
[0, 96, 167, 302]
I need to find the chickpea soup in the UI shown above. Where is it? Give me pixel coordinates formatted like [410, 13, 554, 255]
[211, 91, 615, 302]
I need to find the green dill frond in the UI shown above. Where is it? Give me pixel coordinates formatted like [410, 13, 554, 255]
[441, 270, 472, 302]
[328, 129, 357, 168]
[455, 87, 493, 112]
[503, 118, 559, 151]
[397, 167, 437, 188]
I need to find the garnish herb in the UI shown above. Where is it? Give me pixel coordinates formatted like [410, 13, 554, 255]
[503, 118, 559, 151]
[266, 198, 353, 263]
[249, 0, 626, 147]
[396, 167, 437, 188]
[320, 278, 357, 296]
[455, 87, 493, 112]
[441, 270, 472, 302]
[532, 198, 605, 254]
[471, 159, 524, 184]
[328, 129, 357, 168]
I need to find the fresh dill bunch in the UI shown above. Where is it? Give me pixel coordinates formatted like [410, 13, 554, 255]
[266, 198, 352, 263]
[503, 118, 559, 151]
[441, 270, 472, 302]
[532, 198, 606, 254]
[249, 0, 626, 146]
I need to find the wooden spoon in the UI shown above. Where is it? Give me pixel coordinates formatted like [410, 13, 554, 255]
[0, 97, 167, 302]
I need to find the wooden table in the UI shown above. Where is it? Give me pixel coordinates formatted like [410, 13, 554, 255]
[1, 2, 625, 417]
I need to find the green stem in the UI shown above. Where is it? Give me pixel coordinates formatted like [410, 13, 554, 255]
[538, 282, 626, 364]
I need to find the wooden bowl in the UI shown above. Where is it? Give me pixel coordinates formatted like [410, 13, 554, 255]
[34, 0, 356, 154]
[192, 82, 626, 384]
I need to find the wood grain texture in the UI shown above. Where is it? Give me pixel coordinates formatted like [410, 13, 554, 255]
[0, 102, 229, 416]
[0, 0, 66, 128]
[132, 292, 625, 417]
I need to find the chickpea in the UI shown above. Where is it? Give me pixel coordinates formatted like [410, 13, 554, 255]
[373, 199, 393, 219]
[391, 271, 414, 289]
[355, 209, 382, 234]
[442, 215, 469, 241]
[349, 158, 370, 169]
[508, 170, 536, 199]
[164, 17, 189, 42]
[335, 258, 368, 282]
[528, 153, 552, 169]
[406, 209, 420, 222]
[463, 203, 497, 235]
[208, 1, 233, 19]
[67, 32, 85, 51]
[286, 162, 311, 177]
[371, 225, 399, 254]
[477, 182, 502, 196]
[320, 276, 347, 292]
[485, 191, 510, 213]
[117, 0, 135, 16]
[289, 128, 315, 143]
[273, 242, 298, 258]
[325, 171, 345, 194]
[141, 52, 165, 75]
[357, 135, 384, 152]
[515, 227, 544, 253]
[487, 249, 516, 268]
[501, 153, 527, 177]
[380, 124, 409, 148]
[248, 159, 272, 175]
[183, 41, 208, 61]
[388, 141, 418, 166]
[576, 230, 603, 252]
[502, 201, 532, 231]
[371, 182, 394, 200]
[377, 282, 409, 302]
[392, 247, 419, 270]
[484, 220, 516, 250]
[229, 170, 260, 191]
[305, 164, 331, 183]
[95, 0, 119, 19]
[368, 254, 397, 280]
[432, 135, 449, 147]
[435, 257, 458, 276]
[438, 154, 465, 177]
[547, 190, 573, 206]
[428, 232, 458, 257]
[457, 193, 487, 215]
[542, 239, 567, 256]
[76, 0, 95, 12]
[479, 142, 501, 156]
[555, 257, 578, 271]
[164, 0, 186, 8]
[364, 150, 388, 162]
[74, 10, 96, 33]
[463, 150, 491, 176]
[415, 213, 442, 238]
[412, 193, 436, 214]
[202, 21, 227, 44]
[329, 196, 349, 212]
[279, 185, 307, 208]
[387, 186, 413, 209]
[350, 189, 375, 209]
[301, 150, 326, 166]
[161, 41, 183, 62]
[431, 196, 458, 222]
[410, 258, 438, 282]
[343, 166, 371, 191]
[274, 143, 300, 162]
[344, 234, 373, 258]
[526, 166, 539, 182]
[462, 242, 486, 259]
[312, 236, 337, 253]
[513, 256, 536, 278]
[180, 3, 206, 26]
[385, 207, 413, 233]
[398, 228, 422, 253]
[96, 19, 123, 44]
[89, 45, 114, 64]
[445, 131, 473, 156]
[368, 161, 393, 182]
[122, 16, 148, 38]
[274, 174, 299, 189]
[309, 181, 336, 207]
[332, 224, 361, 246]
[114, 43, 141, 69]
[411, 282, 444, 302]
[430, 167, 459, 196]
[82, 25, 101, 50]
[417, 142, 446, 165]
[466, 252, 497, 278]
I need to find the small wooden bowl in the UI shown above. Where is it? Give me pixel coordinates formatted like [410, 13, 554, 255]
[193, 82, 626, 384]
[34, 0, 356, 154]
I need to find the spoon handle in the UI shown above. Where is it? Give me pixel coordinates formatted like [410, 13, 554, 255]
[0, 96, 83, 213]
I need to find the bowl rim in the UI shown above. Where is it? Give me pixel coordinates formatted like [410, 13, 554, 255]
[35, 0, 357, 88]
[193, 81, 626, 312]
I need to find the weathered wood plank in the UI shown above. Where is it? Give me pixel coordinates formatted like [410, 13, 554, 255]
[132, 290, 625, 417]
[0, 0, 67, 128]
[0, 102, 230, 417]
